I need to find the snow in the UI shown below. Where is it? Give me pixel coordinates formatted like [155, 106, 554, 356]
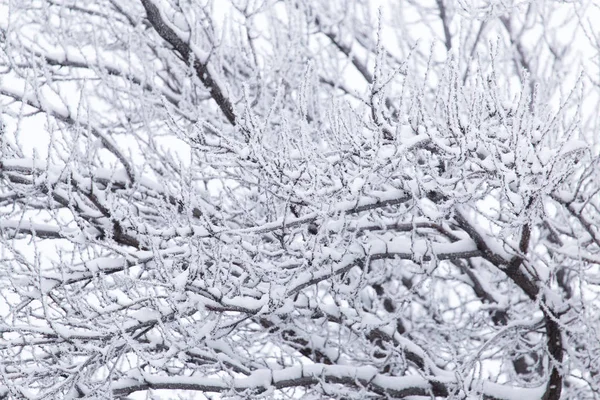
[0, 157, 47, 171]
[290, 149, 303, 159]
[538, 146, 553, 164]
[113, 365, 442, 396]
[190, 43, 211, 65]
[237, 146, 251, 159]
[481, 156, 496, 171]
[400, 134, 431, 151]
[321, 246, 344, 261]
[39, 278, 59, 294]
[108, 290, 132, 306]
[94, 167, 132, 185]
[367, 236, 478, 259]
[132, 308, 161, 323]
[245, 369, 273, 388]
[457, 211, 513, 262]
[542, 287, 567, 313]
[153, 0, 191, 41]
[0, 220, 60, 237]
[481, 381, 546, 400]
[361, 313, 384, 327]
[419, 197, 442, 220]
[3, 2, 599, 399]
[274, 298, 295, 315]
[219, 294, 268, 313]
[377, 144, 397, 159]
[558, 139, 588, 157]
[500, 152, 515, 166]
[85, 257, 127, 274]
[172, 269, 189, 290]
[320, 303, 341, 318]
[349, 177, 365, 195]
[284, 168, 301, 180]
[52, 325, 103, 340]
[371, 374, 430, 393]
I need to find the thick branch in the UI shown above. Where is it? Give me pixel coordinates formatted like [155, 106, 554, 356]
[140, 0, 236, 125]
[436, 0, 452, 51]
[109, 364, 546, 399]
[111, 365, 439, 398]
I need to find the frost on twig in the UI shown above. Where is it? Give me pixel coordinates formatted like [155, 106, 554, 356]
[0, 1, 599, 399]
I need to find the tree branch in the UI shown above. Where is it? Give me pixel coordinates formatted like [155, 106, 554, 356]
[140, 0, 236, 125]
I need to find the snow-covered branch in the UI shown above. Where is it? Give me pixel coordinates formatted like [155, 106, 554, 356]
[1, 0, 599, 399]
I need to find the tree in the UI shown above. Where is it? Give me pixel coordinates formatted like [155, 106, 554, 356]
[1, 0, 599, 398]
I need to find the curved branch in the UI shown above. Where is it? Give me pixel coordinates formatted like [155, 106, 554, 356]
[0, 86, 135, 183]
[109, 363, 548, 399]
[455, 210, 564, 399]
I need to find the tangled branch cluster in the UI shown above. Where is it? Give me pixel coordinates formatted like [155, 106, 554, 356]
[1, 1, 599, 399]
